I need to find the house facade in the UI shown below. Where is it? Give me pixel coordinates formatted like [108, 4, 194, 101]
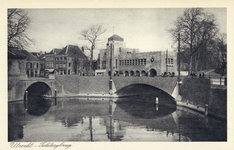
[54, 45, 91, 76]
[21, 50, 41, 77]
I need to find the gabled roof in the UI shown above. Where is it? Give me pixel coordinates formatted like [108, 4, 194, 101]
[21, 50, 39, 61]
[57, 45, 88, 60]
[49, 48, 62, 54]
[8, 47, 26, 59]
[108, 34, 124, 42]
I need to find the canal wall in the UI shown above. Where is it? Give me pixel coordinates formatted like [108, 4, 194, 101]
[55, 75, 110, 95]
[179, 78, 227, 119]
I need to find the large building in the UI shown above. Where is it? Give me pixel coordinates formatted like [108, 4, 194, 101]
[96, 34, 178, 77]
[54, 45, 92, 76]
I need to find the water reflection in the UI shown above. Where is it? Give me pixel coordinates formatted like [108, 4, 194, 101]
[8, 96, 227, 142]
[24, 96, 52, 116]
[115, 95, 176, 119]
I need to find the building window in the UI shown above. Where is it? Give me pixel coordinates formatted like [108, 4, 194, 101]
[68, 70, 70, 75]
[124, 60, 126, 65]
[121, 60, 124, 66]
[130, 60, 132, 65]
[127, 52, 131, 54]
[60, 57, 63, 60]
[60, 63, 62, 67]
[143, 59, 146, 65]
[119, 60, 121, 66]
[69, 63, 71, 67]
[132, 59, 134, 65]
[56, 63, 58, 68]
[171, 58, 173, 64]
[140, 59, 143, 65]
[64, 57, 66, 60]
[63, 63, 66, 67]
[137, 59, 140, 65]
[127, 60, 129, 65]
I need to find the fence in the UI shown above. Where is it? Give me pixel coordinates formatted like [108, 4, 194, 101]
[208, 74, 227, 86]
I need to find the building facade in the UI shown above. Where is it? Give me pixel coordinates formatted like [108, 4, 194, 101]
[54, 45, 91, 76]
[21, 50, 41, 77]
[97, 34, 178, 77]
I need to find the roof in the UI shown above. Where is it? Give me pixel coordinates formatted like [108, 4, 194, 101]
[31, 52, 46, 60]
[49, 48, 62, 54]
[108, 34, 124, 42]
[8, 47, 26, 59]
[57, 45, 88, 60]
[21, 50, 39, 61]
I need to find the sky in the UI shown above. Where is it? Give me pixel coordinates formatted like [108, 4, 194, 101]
[25, 8, 226, 59]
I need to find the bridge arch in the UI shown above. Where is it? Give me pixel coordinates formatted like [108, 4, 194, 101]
[24, 81, 52, 98]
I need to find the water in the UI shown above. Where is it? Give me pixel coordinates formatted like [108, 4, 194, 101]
[8, 95, 226, 142]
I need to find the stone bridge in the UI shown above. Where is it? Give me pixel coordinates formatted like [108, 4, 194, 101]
[8, 77, 63, 101]
[112, 76, 179, 98]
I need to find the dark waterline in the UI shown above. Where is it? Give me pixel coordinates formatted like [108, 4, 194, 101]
[8, 95, 226, 142]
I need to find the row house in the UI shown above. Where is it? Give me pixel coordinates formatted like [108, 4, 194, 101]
[21, 50, 41, 77]
[54, 45, 90, 75]
[43, 45, 92, 76]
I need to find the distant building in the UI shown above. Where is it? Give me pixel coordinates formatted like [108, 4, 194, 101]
[54, 45, 92, 75]
[31, 51, 46, 77]
[97, 34, 177, 76]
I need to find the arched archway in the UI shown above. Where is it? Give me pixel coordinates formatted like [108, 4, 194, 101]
[141, 70, 146, 76]
[25, 82, 52, 97]
[24, 82, 53, 116]
[136, 70, 140, 77]
[149, 69, 157, 77]
[130, 71, 134, 76]
[125, 71, 129, 76]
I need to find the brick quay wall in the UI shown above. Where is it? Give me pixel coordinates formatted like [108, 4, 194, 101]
[180, 78, 227, 119]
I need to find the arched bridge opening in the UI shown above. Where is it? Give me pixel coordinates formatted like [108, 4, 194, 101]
[24, 82, 52, 97]
[115, 84, 176, 118]
[24, 82, 53, 116]
[115, 84, 176, 103]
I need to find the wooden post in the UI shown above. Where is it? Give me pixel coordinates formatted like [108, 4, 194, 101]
[54, 89, 57, 105]
[155, 97, 159, 104]
[25, 91, 28, 110]
[205, 104, 209, 116]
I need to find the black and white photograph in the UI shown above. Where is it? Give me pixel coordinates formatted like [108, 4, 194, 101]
[3, 0, 233, 149]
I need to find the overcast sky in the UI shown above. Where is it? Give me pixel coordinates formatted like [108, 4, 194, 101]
[25, 8, 226, 58]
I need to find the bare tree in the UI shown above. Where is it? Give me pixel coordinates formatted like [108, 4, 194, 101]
[8, 9, 32, 49]
[80, 24, 106, 71]
[169, 8, 218, 74]
[215, 33, 227, 74]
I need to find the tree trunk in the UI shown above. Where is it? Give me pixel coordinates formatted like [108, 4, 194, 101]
[189, 55, 193, 75]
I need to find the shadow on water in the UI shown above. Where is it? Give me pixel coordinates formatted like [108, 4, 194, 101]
[24, 96, 52, 116]
[115, 94, 176, 119]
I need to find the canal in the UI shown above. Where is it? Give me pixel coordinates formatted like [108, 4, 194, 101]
[8, 91, 226, 142]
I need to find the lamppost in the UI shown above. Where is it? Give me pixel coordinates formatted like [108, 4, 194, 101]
[178, 33, 181, 94]
[109, 42, 113, 94]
